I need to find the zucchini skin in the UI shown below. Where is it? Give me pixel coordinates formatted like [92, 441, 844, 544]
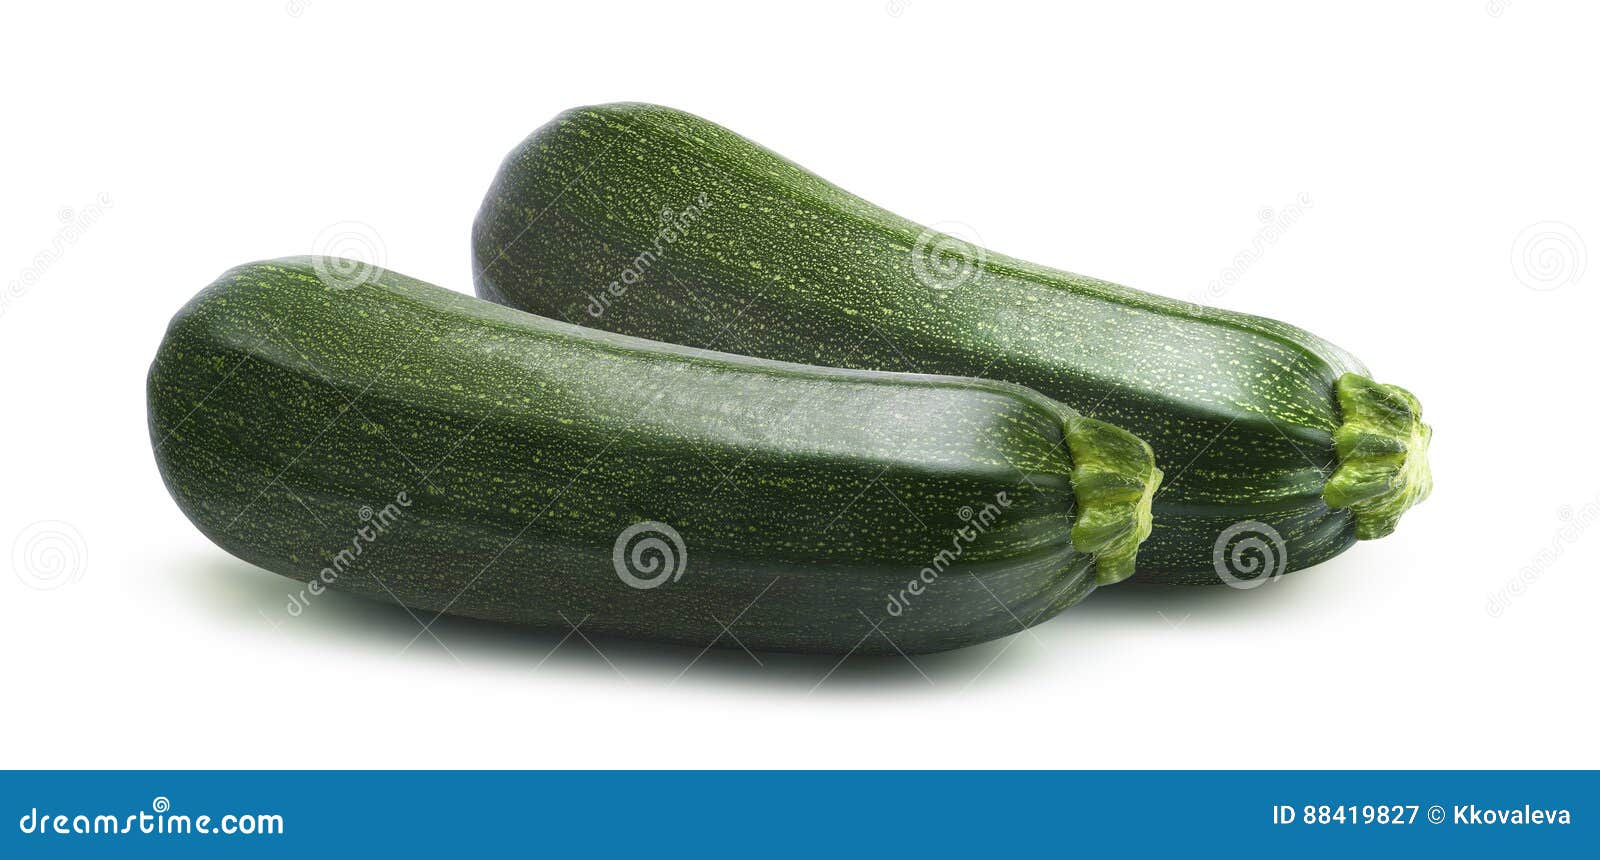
[148, 259, 1157, 654]
[472, 103, 1432, 583]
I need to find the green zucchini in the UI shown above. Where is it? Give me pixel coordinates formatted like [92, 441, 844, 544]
[471, 103, 1433, 583]
[148, 258, 1159, 654]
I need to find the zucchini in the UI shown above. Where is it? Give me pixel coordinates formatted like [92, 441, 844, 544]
[472, 103, 1432, 583]
[148, 259, 1159, 654]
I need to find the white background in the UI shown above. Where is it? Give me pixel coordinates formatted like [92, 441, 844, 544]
[3, 2, 1595, 769]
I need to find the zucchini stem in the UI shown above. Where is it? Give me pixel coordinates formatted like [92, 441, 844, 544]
[1061, 414, 1163, 585]
[1322, 373, 1433, 540]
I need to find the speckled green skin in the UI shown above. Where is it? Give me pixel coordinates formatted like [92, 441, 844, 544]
[472, 103, 1432, 583]
[149, 259, 1159, 654]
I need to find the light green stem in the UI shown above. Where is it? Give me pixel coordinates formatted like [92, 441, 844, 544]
[1323, 373, 1433, 540]
[1061, 414, 1163, 585]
